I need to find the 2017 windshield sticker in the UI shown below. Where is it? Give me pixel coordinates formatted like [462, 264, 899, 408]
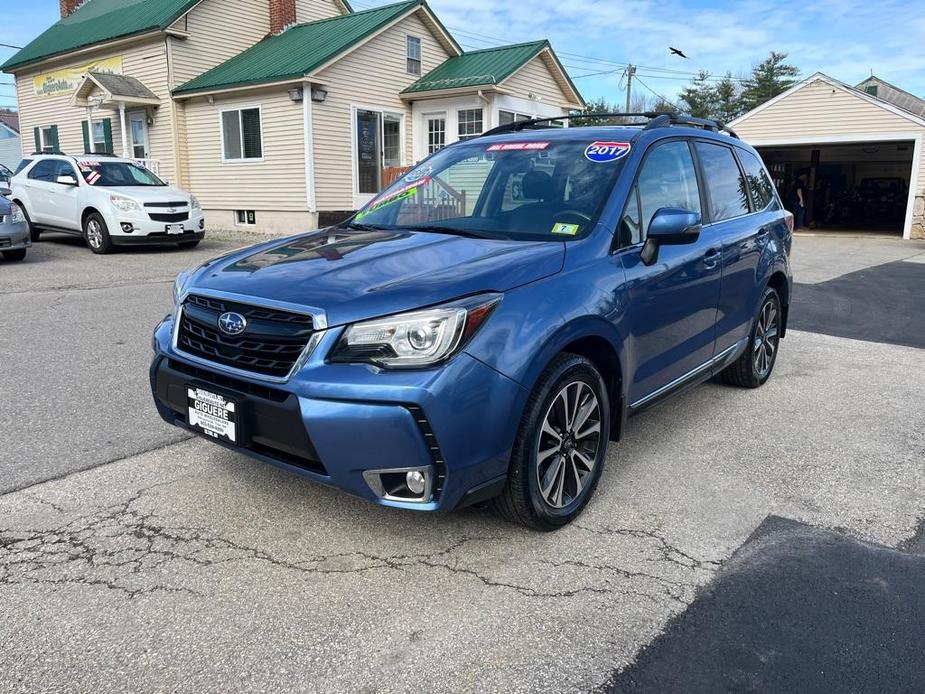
[551, 222, 580, 235]
[585, 141, 631, 163]
[486, 142, 550, 152]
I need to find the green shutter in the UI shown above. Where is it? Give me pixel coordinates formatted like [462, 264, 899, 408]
[81, 121, 90, 153]
[49, 125, 59, 152]
[33, 127, 40, 152]
[241, 109, 262, 159]
[102, 118, 113, 153]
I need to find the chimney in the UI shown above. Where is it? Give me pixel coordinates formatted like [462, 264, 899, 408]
[269, 0, 296, 34]
[60, 0, 82, 17]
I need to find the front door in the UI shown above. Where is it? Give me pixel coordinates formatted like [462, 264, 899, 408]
[618, 139, 722, 406]
[128, 111, 148, 159]
[354, 108, 403, 206]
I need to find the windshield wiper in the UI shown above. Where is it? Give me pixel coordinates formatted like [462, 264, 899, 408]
[341, 221, 386, 231]
[402, 224, 503, 240]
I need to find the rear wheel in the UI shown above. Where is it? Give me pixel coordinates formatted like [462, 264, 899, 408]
[83, 212, 113, 254]
[492, 353, 610, 530]
[720, 286, 782, 388]
[2, 248, 27, 262]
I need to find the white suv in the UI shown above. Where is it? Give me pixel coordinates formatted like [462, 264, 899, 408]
[11, 154, 205, 254]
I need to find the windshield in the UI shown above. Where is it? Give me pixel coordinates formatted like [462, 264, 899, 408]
[350, 136, 630, 240]
[77, 160, 166, 187]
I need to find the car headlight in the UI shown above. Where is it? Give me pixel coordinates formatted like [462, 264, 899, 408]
[330, 293, 501, 368]
[9, 203, 25, 224]
[173, 267, 196, 305]
[110, 195, 140, 212]
[190, 194, 201, 210]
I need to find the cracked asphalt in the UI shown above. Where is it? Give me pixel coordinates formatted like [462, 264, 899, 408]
[2, 233, 925, 692]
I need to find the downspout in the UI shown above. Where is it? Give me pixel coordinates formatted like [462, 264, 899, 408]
[165, 36, 184, 187]
[477, 89, 492, 130]
[303, 80, 317, 216]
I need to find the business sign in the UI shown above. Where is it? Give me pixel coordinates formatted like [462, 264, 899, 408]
[32, 56, 124, 99]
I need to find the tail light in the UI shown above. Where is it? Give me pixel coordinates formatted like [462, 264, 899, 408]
[783, 210, 794, 233]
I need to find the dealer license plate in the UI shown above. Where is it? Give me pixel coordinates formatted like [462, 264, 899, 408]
[187, 386, 237, 444]
[166, 223, 185, 234]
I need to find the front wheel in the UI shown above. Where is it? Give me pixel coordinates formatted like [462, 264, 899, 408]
[18, 204, 40, 242]
[492, 353, 610, 530]
[2, 248, 27, 262]
[83, 212, 113, 254]
[720, 287, 782, 388]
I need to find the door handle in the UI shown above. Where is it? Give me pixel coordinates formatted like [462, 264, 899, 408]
[703, 248, 721, 269]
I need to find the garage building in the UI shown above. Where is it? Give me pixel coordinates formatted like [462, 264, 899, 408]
[730, 72, 925, 240]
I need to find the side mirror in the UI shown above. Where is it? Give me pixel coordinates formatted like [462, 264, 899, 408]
[56, 174, 78, 186]
[640, 207, 702, 265]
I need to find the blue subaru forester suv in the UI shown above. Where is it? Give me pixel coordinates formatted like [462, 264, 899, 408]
[151, 113, 792, 530]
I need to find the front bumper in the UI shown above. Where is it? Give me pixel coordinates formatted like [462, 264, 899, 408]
[0, 219, 30, 250]
[150, 315, 526, 511]
[103, 207, 206, 243]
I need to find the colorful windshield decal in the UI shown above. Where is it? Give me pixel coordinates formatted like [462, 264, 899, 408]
[403, 164, 433, 184]
[356, 177, 429, 220]
[85, 171, 102, 185]
[486, 142, 550, 151]
[551, 222, 580, 235]
[584, 141, 631, 163]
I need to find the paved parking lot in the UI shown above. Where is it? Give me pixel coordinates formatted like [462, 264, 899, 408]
[2, 232, 925, 692]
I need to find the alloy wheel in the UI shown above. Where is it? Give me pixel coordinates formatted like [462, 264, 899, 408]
[86, 220, 103, 249]
[753, 298, 780, 378]
[535, 380, 602, 509]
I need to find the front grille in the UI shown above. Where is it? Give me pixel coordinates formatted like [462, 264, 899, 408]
[177, 294, 315, 378]
[144, 201, 188, 208]
[149, 212, 189, 223]
[0, 238, 10, 248]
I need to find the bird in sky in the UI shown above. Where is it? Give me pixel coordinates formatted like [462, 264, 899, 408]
[669, 47, 689, 58]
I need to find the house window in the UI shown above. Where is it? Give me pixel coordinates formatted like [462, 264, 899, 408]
[427, 116, 445, 154]
[90, 120, 107, 151]
[498, 110, 531, 125]
[864, 84, 878, 96]
[406, 36, 422, 75]
[457, 108, 483, 141]
[235, 209, 256, 225]
[221, 107, 263, 161]
[39, 125, 58, 152]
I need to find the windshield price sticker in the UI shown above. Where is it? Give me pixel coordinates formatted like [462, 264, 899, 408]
[551, 222, 580, 235]
[486, 142, 550, 151]
[585, 141, 631, 162]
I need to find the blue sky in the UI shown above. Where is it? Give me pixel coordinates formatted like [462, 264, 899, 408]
[3, 0, 925, 111]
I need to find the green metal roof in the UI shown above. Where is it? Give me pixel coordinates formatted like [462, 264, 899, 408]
[1, 0, 202, 71]
[402, 40, 549, 93]
[174, 0, 425, 95]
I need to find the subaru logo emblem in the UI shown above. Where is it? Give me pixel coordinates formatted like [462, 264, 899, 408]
[218, 311, 247, 336]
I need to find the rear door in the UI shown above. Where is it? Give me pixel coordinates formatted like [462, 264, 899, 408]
[618, 139, 723, 406]
[692, 140, 759, 355]
[45, 160, 81, 230]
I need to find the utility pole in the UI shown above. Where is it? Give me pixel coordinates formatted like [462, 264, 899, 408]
[624, 65, 636, 113]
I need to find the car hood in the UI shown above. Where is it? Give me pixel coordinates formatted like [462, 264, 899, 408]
[104, 186, 190, 203]
[190, 227, 565, 327]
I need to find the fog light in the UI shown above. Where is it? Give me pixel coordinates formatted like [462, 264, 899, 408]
[406, 470, 426, 495]
[120, 222, 134, 233]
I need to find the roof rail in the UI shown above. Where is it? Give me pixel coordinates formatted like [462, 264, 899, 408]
[479, 111, 739, 139]
[30, 150, 67, 156]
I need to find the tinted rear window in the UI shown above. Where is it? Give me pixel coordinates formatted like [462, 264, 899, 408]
[738, 149, 777, 210]
[695, 142, 749, 222]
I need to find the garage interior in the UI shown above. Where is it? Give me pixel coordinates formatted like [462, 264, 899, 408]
[758, 140, 915, 235]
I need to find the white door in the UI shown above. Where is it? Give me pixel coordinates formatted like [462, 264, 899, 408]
[353, 107, 404, 208]
[128, 112, 149, 160]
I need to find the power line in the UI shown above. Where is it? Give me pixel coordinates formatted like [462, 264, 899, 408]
[0, 42, 23, 50]
[633, 75, 680, 109]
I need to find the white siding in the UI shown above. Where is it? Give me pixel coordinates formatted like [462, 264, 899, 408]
[183, 87, 307, 212]
[311, 10, 453, 210]
[294, 0, 344, 23]
[169, 0, 270, 87]
[12, 39, 177, 182]
[500, 54, 575, 109]
[0, 136, 20, 169]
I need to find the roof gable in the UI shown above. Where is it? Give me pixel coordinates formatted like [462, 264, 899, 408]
[730, 72, 925, 130]
[1, 0, 202, 72]
[174, 0, 453, 96]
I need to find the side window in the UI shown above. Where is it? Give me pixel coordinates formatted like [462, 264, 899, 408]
[14, 158, 33, 175]
[617, 184, 642, 247]
[737, 149, 777, 210]
[637, 140, 701, 233]
[27, 160, 57, 182]
[695, 141, 750, 221]
[54, 160, 78, 181]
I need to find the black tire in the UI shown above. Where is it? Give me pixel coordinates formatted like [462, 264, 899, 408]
[17, 204, 40, 242]
[2, 248, 27, 262]
[83, 212, 113, 254]
[177, 239, 201, 249]
[491, 353, 611, 531]
[720, 286, 782, 388]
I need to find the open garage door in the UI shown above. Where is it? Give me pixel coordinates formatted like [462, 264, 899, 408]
[758, 140, 915, 235]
